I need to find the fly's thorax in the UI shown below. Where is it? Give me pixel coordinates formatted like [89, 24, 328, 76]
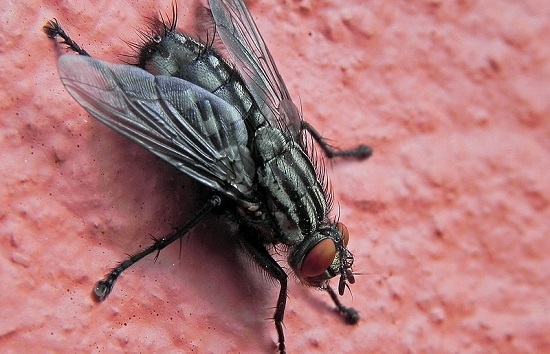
[254, 126, 328, 244]
[289, 222, 355, 291]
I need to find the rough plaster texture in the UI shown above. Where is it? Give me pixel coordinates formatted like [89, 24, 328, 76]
[1, 0, 549, 353]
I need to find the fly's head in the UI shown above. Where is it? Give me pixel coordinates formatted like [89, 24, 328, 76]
[289, 222, 355, 295]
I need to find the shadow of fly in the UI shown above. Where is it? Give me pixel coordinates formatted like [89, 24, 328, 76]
[43, 0, 371, 352]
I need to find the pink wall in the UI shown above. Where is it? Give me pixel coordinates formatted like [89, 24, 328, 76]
[1, 0, 549, 352]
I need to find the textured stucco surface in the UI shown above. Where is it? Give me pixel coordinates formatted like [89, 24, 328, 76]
[1, 0, 549, 353]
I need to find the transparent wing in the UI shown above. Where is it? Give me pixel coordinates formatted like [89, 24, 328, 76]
[57, 54, 256, 202]
[209, 0, 302, 140]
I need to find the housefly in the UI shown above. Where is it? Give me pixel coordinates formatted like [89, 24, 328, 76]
[43, 0, 372, 352]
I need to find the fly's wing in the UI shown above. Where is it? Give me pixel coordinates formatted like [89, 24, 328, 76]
[209, 0, 302, 141]
[57, 54, 256, 202]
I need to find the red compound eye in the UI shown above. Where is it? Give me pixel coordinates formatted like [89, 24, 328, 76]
[337, 222, 350, 246]
[301, 238, 336, 278]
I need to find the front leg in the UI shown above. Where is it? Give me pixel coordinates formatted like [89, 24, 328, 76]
[323, 283, 360, 324]
[239, 236, 288, 354]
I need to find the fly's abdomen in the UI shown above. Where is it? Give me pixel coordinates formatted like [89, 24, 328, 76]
[139, 31, 258, 125]
[255, 126, 328, 244]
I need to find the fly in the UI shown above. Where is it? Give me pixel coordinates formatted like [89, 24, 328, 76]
[43, 1, 372, 352]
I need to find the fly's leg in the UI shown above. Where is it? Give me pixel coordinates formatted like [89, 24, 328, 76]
[43, 19, 90, 56]
[323, 283, 360, 324]
[240, 236, 288, 354]
[301, 121, 372, 159]
[94, 195, 221, 301]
